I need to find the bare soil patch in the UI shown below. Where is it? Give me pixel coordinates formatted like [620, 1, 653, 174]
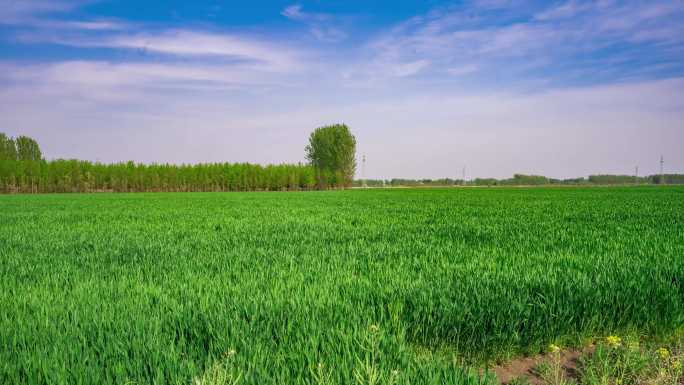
[491, 347, 594, 384]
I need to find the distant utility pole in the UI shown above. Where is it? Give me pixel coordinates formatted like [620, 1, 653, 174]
[634, 166, 639, 185]
[462, 166, 466, 186]
[660, 155, 665, 184]
[362, 154, 367, 188]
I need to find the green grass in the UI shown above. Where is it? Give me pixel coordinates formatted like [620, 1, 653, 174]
[1, 187, 683, 384]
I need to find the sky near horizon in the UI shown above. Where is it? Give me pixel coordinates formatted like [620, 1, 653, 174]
[1, 0, 683, 179]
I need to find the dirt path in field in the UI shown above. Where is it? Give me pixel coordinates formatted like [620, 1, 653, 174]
[491, 347, 593, 384]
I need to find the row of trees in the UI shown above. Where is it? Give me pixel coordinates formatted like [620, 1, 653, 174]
[353, 178, 464, 187]
[0, 159, 320, 193]
[358, 173, 684, 187]
[583, 174, 684, 185]
[1, 126, 358, 193]
[8, 126, 681, 193]
[0, 125, 356, 193]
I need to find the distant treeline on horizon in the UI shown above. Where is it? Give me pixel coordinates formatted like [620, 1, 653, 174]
[355, 173, 684, 187]
[2, 132, 682, 193]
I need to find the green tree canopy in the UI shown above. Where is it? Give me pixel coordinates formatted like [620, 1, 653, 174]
[0, 133, 18, 161]
[15, 136, 42, 161]
[305, 124, 357, 188]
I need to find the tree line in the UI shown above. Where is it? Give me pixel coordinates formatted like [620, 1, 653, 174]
[356, 173, 684, 187]
[0, 159, 321, 193]
[0, 125, 357, 193]
[4, 127, 681, 193]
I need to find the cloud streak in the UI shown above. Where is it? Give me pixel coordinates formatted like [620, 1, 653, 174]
[15, 29, 307, 73]
[0, 0, 119, 30]
[0, 0, 80, 23]
[0, 60, 305, 107]
[282, 4, 347, 42]
[353, 0, 684, 83]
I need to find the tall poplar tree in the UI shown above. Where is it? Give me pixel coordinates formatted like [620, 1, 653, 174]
[15, 136, 42, 161]
[305, 124, 357, 188]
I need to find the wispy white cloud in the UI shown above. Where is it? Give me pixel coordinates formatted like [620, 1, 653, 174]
[0, 60, 300, 102]
[0, 0, 115, 29]
[534, 1, 587, 21]
[0, 0, 79, 24]
[50, 19, 127, 30]
[392, 60, 431, 77]
[447, 64, 479, 76]
[20, 18, 128, 31]
[5, 1, 301, 71]
[106, 31, 302, 70]
[281, 4, 347, 42]
[352, 0, 684, 84]
[471, 0, 527, 10]
[1, 0, 126, 31]
[282, 4, 318, 22]
[17, 29, 306, 72]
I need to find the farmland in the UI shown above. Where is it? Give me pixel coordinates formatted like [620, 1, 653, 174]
[1, 187, 683, 385]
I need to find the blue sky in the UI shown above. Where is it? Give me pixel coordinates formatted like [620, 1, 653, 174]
[1, 0, 683, 179]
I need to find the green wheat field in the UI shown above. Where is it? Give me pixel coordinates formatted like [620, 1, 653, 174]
[1, 187, 683, 385]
